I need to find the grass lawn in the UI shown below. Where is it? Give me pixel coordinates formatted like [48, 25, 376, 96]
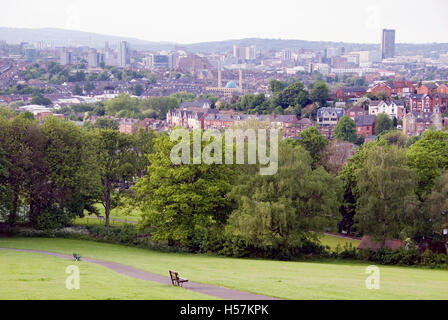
[0, 249, 214, 300]
[88, 203, 141, 223]
[1, 238, 447, 300]
[72, 217, 130, 228]
[319, 234, 360, 251]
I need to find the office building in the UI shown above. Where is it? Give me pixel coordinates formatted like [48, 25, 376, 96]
[119, 41, 130, 68]
[381, 29, 396, 59]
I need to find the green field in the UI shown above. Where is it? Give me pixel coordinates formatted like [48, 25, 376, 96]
[1, 238, 447, 300]
[319, 234, 361, 251]
[0, 250, 214, 300]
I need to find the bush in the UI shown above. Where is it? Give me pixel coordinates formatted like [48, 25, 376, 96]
[36, 208, 72, 230]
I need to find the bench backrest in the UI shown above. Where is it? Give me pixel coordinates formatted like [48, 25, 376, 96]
[169, 270, 179, 284]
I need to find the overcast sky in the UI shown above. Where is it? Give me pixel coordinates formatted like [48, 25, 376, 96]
[1, 0, 447, 44]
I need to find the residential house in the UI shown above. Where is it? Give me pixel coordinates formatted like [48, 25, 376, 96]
[355, 115, 376, 137]
[402, 108, 443, 137]
[347, 106, 367, 121]
[369, 100, 406, 119]
[317, 107, 345, 126]
[336, 86, 368, 101]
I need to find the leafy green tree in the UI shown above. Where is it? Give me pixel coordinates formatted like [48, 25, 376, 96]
[278, 82, 309, 109]
[407, 130, 448, 195]
[375, 114, 393, 135]
[426, 172, 448, 246]
[296, 126, 328, 167]
[268, 79, 286, 94]
[134, 131, 234, 246]
[355, 145, 418, 242]
[93, 129, 136, 226]
[41, 117, 101, 220]
[93, 118, 119, 130]
[310, 81, 329, 108]
[84, 81, 95, 92]
[133, 84, 144, 96]
[0, 147, 10, 221]
[72, 84, 83, 95]
[333, 116, 357, 143]
[31, 93, 52, 106]
[227, 141, 342, 258]
[0, 116, 35, 225]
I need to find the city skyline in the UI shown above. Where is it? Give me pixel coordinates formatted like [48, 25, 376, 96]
[0, 0, 447, 44]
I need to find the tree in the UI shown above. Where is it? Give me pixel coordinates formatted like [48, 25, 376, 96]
[40, 118, 101, 221]
[84, 81, 95, 92]
[355, 145, 418, 242]
[310, 81, 329, 108]
[278, 82, 309, 109]
[227, 141, 342, 258]
[355, 96, 371, 111]
[375, 114, 393, 135]
[268, 79, 286, 94]
[376, 91, 389, 101]
[134, 131, 234, 246]
[72, 84, 83, 96]
[407, 130, 448, 195]
[0, 147, 10, 221]
[296, 126, 328, 167]
[92, 118, 119, 130]
[133, 84, 144, 96]
[31, 93, 52, 106]
[93, 129, 135, 227]
[0, 116, 35, 225]
[426, 172, 448, 251]
[320, 140, 356, 175]
[333, 116, 357, 143]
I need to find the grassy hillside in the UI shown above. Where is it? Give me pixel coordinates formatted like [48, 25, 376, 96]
[1, 238, 447, 300]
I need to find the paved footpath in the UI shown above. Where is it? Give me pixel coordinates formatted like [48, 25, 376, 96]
[0, 248, 278, 300]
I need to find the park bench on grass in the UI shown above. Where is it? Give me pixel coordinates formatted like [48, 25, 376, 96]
[73, 253, 82, 261]
[169, 270, 188, 287]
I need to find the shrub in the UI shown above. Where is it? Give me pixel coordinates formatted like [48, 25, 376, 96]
[36, 208, 72, 230]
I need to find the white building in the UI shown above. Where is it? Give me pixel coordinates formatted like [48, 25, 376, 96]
[369, 100, 406, 119]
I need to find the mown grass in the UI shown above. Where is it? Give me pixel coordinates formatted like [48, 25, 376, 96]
[319, 234, 361, 251]
[0, 249, 215, 300]
[1, 238, 447, 300]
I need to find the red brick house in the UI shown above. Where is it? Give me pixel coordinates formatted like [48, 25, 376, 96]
[437, 83, 448, 95]
[368, 82, 392, 98]
[347, 106, 367, 121]
[355, 115, 376, 137]
[336, 87, 367, 101]
[417, 83, 438, 95]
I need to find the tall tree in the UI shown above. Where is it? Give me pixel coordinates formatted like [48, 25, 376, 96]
[134, 131, 234, 246]
[355, 145, 418, 242]
[333, 116, 357, 143]
[407, 130, 448, 195]
[296, 126, 328, 168]
[375, 113, 393, 136]
[93, 129, 135, 226]
[227, 141, 342, 258]
[310, 81, 330, 108]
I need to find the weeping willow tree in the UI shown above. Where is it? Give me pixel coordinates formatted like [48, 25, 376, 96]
[226, 141, 343, 258]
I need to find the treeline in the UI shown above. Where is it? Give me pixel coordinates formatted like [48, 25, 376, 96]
[219, 80, 329, 117]
[56, 92, 218, 121]
[0, 114, 154, 229]
[1, 112, 447, 259]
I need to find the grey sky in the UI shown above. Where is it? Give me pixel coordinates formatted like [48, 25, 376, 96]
[1, 0, 447, 44]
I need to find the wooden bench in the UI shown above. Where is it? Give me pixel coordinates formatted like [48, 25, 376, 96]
[169, 270, 188, 287]
[73, 253, 82, 261]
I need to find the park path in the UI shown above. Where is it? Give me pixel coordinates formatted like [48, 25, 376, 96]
[0, 247, 278, 300]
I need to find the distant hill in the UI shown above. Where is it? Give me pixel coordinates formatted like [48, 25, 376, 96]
[0, 27, 174, 51]
[1, 27, 447, 54]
